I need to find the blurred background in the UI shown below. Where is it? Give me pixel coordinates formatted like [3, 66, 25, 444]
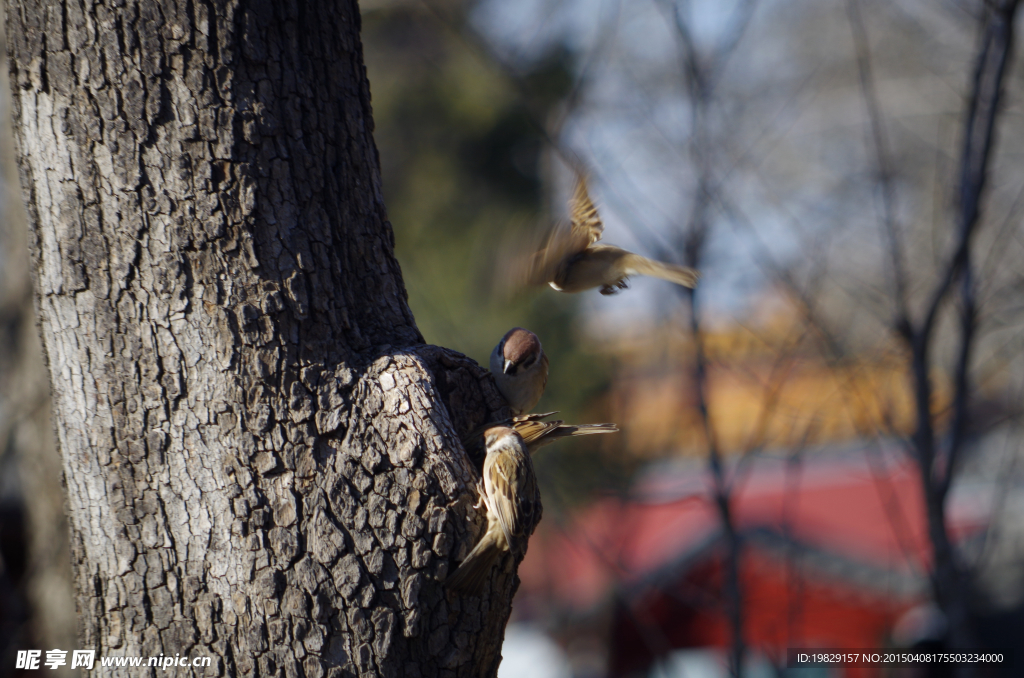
[361, 0, 1024, 675]
[3, 0, 1024, 676]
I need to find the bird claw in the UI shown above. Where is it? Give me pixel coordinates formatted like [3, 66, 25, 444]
[471, 480, 486, 510]
[600, 279, 629, 295]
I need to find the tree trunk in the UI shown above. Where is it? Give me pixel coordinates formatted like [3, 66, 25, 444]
[0, 13, 78, 667]
[5, 1, 527, 676]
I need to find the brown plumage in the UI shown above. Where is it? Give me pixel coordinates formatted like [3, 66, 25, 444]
[513, 416, 618, 453]
[446, 426, 541, 595]
[490, 328, 549, 415]
[508, 174, 700, 295]
[465, 412, 618, 460]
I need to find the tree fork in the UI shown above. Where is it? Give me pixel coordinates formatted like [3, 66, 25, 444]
[5, 0, 526, 675]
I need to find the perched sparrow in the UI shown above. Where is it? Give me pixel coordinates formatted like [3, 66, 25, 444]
[490, 328, 549, 415]
[511, 175, 700, 295]
[446, 426, 541, 595]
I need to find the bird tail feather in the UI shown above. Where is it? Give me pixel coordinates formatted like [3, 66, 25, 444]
[562, 423, 619, 437]
[526, 423, 618, 454]
[445, 534, 502, 595]
[628, 256, 700, 288]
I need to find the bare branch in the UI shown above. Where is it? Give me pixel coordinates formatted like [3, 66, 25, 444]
[918, 0, 1019, 345]
[846, 0, 912, 336]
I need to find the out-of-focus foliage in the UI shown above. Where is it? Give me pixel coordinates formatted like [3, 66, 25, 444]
[361, 2, 635, 502]
[460, 0, 1024, 672]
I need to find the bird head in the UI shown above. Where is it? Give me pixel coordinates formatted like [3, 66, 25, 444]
[499, 327, 543, 376]
[483, 425, 519, 450]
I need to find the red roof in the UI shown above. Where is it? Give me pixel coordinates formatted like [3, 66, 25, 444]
[519, 446, 988, 612]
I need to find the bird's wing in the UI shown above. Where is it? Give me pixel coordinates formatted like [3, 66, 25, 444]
[532, 221, 590, 282]
[499, 219, 587, 292]
[498, 177, 600, 293]
[569, 175, 604, 246]
[512, 419, 564, 447]
[485, 448, 521, 548]
[524, 422, 620, 453]
[511, 411, 560, 423]
[518, 455, 541, 539]
[465, 413, 560, 457]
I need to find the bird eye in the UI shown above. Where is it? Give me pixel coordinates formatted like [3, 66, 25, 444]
[522, 356, 535, 369]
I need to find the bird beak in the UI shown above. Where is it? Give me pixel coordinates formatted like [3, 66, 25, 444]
[504, 359, 513, 374]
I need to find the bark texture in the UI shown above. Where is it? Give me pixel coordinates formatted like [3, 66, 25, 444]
[0, 18, 78, 667]
[5, 0, 531, 675]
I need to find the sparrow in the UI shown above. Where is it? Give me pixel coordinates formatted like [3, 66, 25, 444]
[510, 174, 700, 295]
[446, 426, 541, 596]
[490, 327, 549, 416]
[463, 412, 618, 460]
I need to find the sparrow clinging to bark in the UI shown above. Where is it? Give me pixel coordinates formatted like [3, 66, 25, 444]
[446, 426, 541, 595]
[490, 328, 549, 416]
[509, 174, 700, 295]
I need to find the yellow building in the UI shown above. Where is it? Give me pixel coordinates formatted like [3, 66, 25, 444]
[600, 304, 946, 457]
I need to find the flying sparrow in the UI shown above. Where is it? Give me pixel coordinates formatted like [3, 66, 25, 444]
[446, 426, 541, 595]
[490, 327, 549, 416]
[510, 174, 700, 295]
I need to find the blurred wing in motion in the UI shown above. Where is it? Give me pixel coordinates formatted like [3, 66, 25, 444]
[499, 219, 589, 295]
[568, 174, 604, 246]
[498, 174, 604, 296]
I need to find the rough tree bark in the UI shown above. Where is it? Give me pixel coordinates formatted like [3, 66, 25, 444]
[5, 0, 530, 676]
[0, 299, 77, 667]
[0, 27, 79, 662]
